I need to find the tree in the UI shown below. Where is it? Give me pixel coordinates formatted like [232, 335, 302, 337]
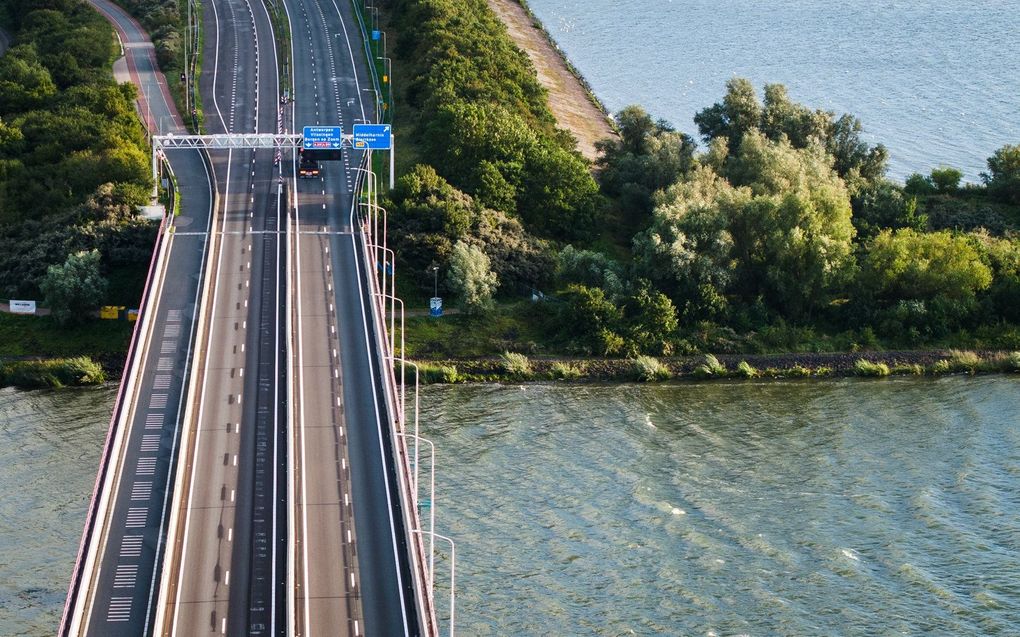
[693, 77, 762, 152]
[555, 284, 625, 355]
[621, 282, 678, 355]
[726, 131, 856, 317]
[446, 240, 498, 314]
[39, 249, 107, 325]
[859, 229, 992, 302]
[982, 144, 1020, 205]
[555, 245, 625, 300]
[518, 141, 603, 240]
[0, 45, 58, 114]
[633, 165, 740, 320]
[930, 166, 963, 194]
[851, 179, 926, 240]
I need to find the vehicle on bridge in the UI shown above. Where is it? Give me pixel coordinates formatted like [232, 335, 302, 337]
[298, 151, 321, 178]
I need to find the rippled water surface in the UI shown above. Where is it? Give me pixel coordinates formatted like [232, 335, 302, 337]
[0, 386, 112, 636]
[4, 378, 1020, 635]
[422, 378, 1020, 635]
[526, 0, 1020, 180]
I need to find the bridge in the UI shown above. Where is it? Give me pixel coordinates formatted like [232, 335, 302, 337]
[59, 0, 450, 634]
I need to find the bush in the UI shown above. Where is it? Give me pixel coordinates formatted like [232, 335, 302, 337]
[500, 351, 532, 378]
[550, 361, 582, 380]
[929, 166, 963, 194]
[1, 356, 105, 388]
[854, 358, 890, 377]
[982, 144, 1020, 205]
[891, 363, 925, 375]
[632, 355, 670, 381]
[692, 354, 727, 378]
[418, 362, 460, 384]
[786, 364, 812, 377]
[734, 360, 758, 378]
[947, 349, 982, 373]
[931, 359, 952, 374]
[904, 172, 935, 195]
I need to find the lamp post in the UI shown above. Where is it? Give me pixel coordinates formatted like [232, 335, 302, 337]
[378, 56, 392, 123]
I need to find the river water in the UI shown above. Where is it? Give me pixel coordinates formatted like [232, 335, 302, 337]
[4, 378, 1019, 634]
[525, 0, 1020, 181]
[0, 386, 112, 636]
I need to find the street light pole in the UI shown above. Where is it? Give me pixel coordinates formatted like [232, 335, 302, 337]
[432, 266, 438, 298]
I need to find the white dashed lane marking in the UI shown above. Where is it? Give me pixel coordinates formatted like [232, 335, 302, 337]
[130, 481, 152, 501]
[107, 597, 132, 622]
[125, 507, 147, 528]
[113, 564, 138, 588]
[119, 535, 143, 558]
[137, 457, 156, 476]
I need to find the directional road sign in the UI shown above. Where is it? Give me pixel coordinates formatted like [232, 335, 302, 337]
[352, 124, 392, 150]
[302, 125, 343, 149]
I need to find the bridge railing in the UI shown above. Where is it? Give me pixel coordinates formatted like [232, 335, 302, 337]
[59, 198, 173, 635]
[354, 160, 445, 637]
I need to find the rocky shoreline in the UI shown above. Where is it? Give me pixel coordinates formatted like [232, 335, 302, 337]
[415, 349, 1020, 383]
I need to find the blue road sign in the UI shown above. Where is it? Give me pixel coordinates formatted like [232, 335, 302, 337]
[372, 30, 381, 41]
[302, 125, 343, 149]
[429, 297, 443, 318]
[352, 124, 392, 150]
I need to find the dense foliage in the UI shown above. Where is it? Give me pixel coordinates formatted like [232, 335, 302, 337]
[390, 0, 602, 243]
[542, 80, 1020, 355]
[0, 0, 154, 302]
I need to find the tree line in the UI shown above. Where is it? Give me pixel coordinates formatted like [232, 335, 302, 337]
[387, 45, 1020, 355]
[0, 0, 155, 321]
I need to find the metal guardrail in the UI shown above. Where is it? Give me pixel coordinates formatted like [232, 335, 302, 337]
[59, 212, 170, 635]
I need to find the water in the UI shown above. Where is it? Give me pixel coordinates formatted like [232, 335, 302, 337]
[5, 378, 1020, 635]
[422, 378, 1020, 635]
[0, 386, 112, 636]
[526, 0, 1020, 181]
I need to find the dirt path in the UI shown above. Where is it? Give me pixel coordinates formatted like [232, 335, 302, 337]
[487, 0, 616, 162]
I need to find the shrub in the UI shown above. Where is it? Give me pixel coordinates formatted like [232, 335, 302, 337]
[929, 166, 963, 194]
[854, 359, 890, 377]
[1, 356, 105, 388]
[735, 360, 758, 378]
[692, 354, 727, 378]
[786, 365, 812, 377]
[931, 359, 952, 374]
[814, 366, 834, 376]
[1004, 352, 1020, 372]
[891, 363, 925, 375]
[418, 362, 460, 384]
[500, 351, 532, 378]
[947, 349, 982, 373]
[632, 355, 670, 381]
[550, 361, 582, 380]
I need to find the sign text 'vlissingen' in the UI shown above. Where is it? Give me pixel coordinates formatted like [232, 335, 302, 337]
[302, 125, 344, 149]
[352, 124, 392, 150]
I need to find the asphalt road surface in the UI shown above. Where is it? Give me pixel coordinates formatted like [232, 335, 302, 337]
[157, 0, 286, 633]
[62, 1, 214, 635]
[283, 0, 421, 632]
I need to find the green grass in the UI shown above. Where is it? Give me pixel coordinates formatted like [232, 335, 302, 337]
[1, 356, 106, 388]
[0, 313, 133, 359]
[403, 302, 547, 358]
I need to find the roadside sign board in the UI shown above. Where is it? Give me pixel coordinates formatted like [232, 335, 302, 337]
[352, 124, 391, 150]
[429, 297, 442, 318]
[9, 300, 36, 314]
[302, 126, 343, 149]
